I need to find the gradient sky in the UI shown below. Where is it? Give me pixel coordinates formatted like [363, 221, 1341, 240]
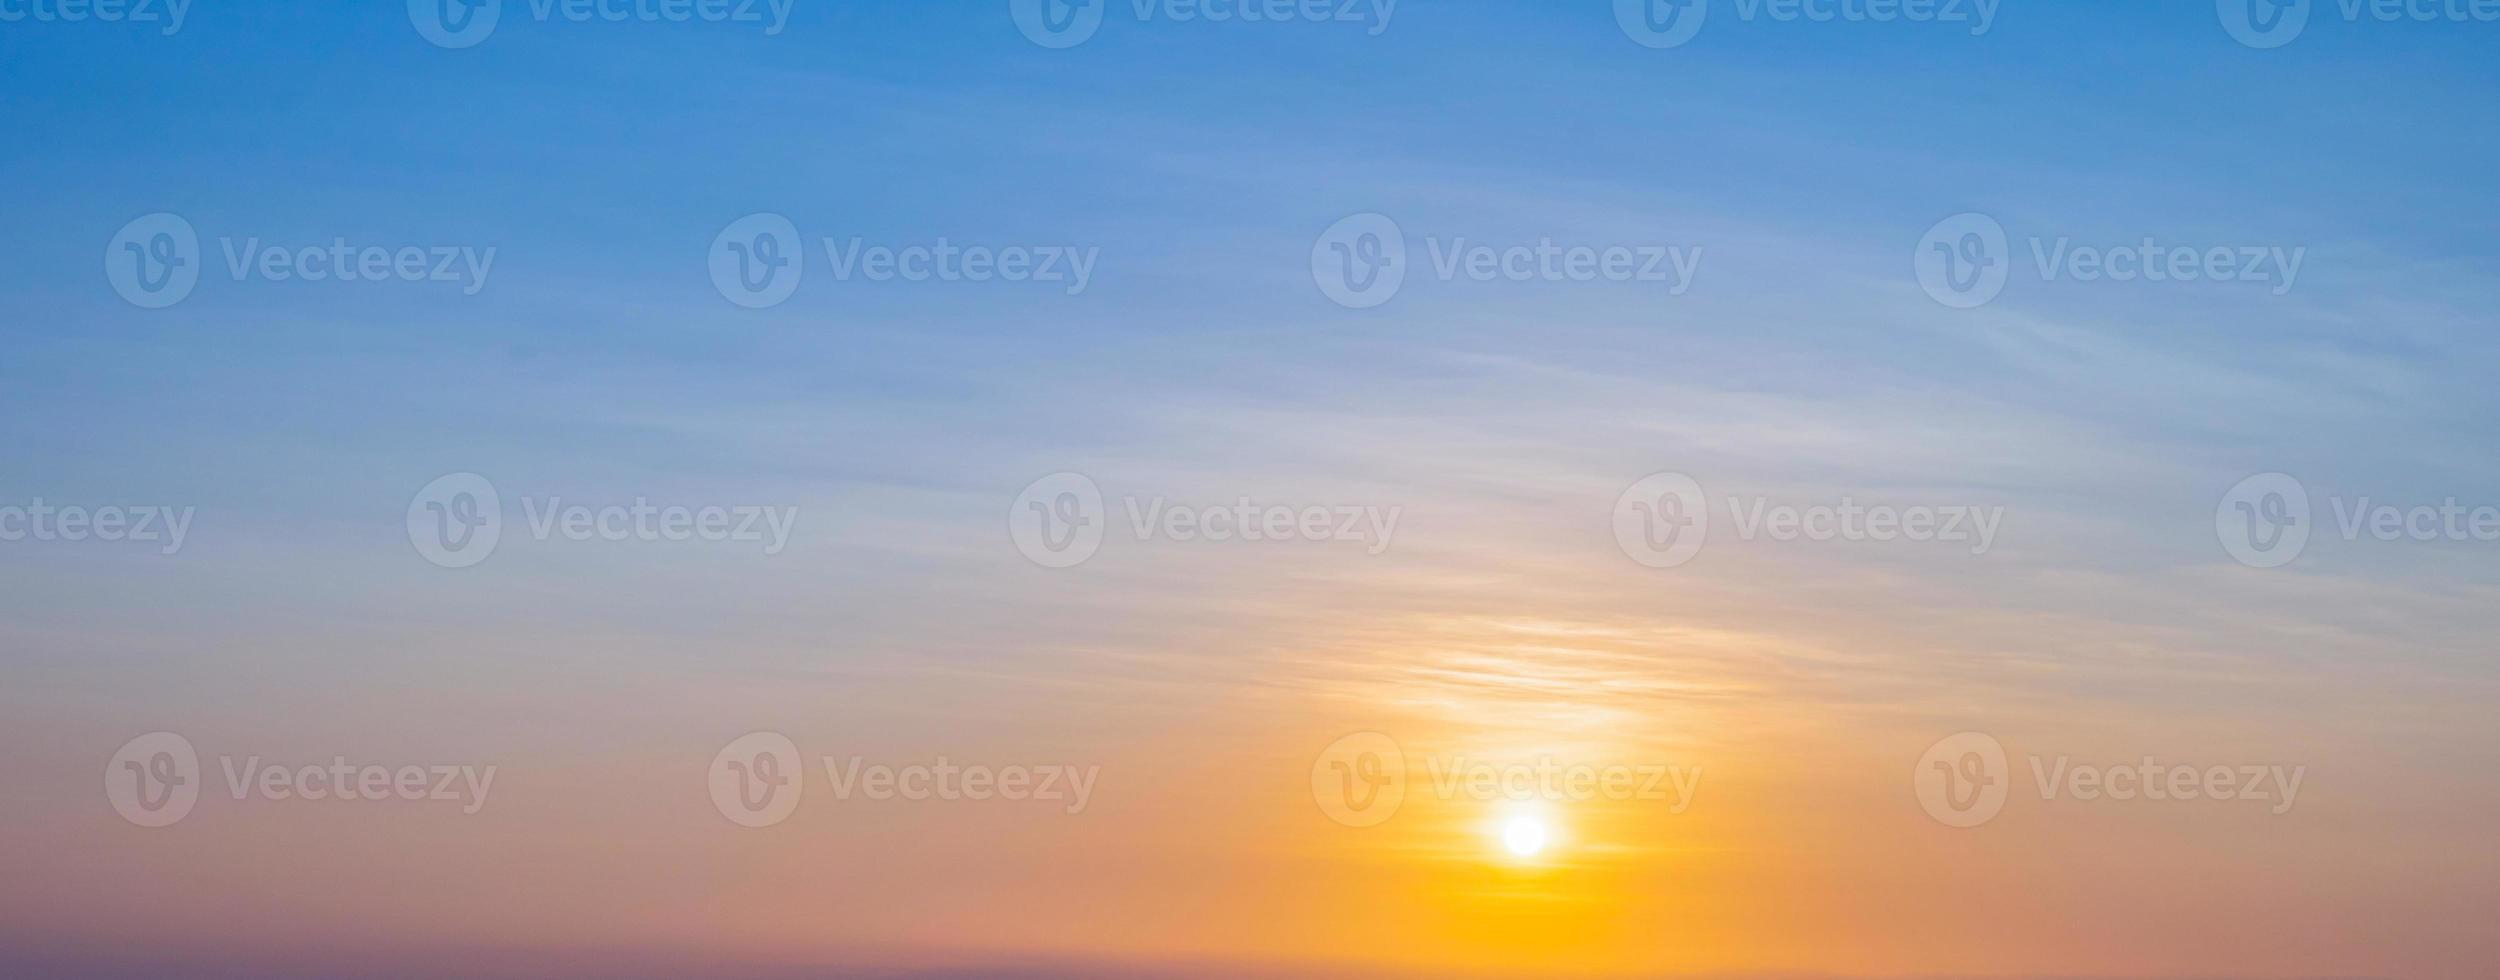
[5, 2, 2500, 978]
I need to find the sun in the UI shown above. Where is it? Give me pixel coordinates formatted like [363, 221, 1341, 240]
[1486, 801, 1563, 863]
[1501, 815, 1549, 858]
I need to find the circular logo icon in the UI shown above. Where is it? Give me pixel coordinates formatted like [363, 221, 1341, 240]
[1613, 471, 1709, 569]
[2218, 0, 2309, 49]
[106, 731, 200, 828]
[409, 0, 503, 48]
[2217, 472, 2310, 568]
[1010, 472, 1105, 568]
[710, 731, 805, 828]
[709, 212, 804, 309]
[408, 472, 503, 569]
[1615, 0, 1708, 49]
[1914, 212, 2009, 309]
[1311, 213, 1407, 310]
[1010, 0, 1105, 48]
[1311, 731, 1406, 828]
[1913, 731, 2008, 828]
[105, 212, 200, 309]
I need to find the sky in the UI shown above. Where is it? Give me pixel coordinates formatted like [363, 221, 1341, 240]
[4, 1, 2500, 977]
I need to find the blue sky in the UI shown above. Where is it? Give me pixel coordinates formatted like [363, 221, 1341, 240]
[6, 3, 2498, 712]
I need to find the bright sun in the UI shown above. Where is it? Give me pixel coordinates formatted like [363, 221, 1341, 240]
[1501, 815, 1549, 857]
